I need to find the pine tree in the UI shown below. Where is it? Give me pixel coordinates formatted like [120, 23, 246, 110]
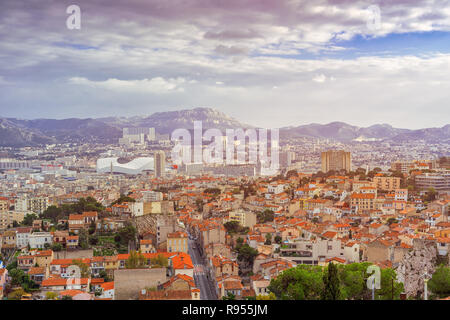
[321, 262, 342, 300]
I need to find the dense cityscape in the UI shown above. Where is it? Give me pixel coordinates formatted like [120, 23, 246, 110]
[0, 123, 449, 300]
[1, 0, 450, 310]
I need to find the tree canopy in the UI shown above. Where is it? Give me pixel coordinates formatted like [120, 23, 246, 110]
[268, 263, 404, 300]
[126, 250, 147, 269]
[428, 265, 450, 298]
[257, 209, 274, 223]
[321, 262, 342, 300]
[41, 197, 104, 223]
[111, 194, 136, 205]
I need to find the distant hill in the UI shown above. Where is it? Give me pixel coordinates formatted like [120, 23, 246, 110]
[0, 118, 122, 146]
[129, 107, 253, 134]
[0, 118, 55, 147]
[0, 107, 448, 147]
[279, 122, 449, 143]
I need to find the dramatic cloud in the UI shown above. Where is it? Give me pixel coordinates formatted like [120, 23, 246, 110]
[68, 77, 186, 93]
[0, 0, 450, 129]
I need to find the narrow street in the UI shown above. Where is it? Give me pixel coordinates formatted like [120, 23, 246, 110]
[188, 236, 218, 300]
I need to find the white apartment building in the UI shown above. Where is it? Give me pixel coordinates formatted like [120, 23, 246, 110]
[142, 191, 163, 202]
[130, 201, 144, 217]
[16, 227, 32, 248]
[395, 189, 408, 202]
[15, 196, 49, 214]
[14, 198, 28, 212]
[279, 238, 360, 265]
[29, 232, 53, 249]
[267, 183, 285, 195]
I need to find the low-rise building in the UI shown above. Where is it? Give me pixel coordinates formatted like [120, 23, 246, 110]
[167, 231, 188, 253]
[29, 232, 53, 249]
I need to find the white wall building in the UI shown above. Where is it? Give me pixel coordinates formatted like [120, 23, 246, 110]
[29, 232, 53, 249]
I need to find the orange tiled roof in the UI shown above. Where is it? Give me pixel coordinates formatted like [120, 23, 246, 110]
[100, 281, 114, 291]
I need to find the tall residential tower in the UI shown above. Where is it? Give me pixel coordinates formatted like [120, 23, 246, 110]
[321, 150, 351, 173]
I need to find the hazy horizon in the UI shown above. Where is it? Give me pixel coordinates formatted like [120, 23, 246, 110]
[2, 106, 449, 131]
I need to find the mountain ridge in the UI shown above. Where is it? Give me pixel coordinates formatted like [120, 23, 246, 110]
[0, 107, 448, 147]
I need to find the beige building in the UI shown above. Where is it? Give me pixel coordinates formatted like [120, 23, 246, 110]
[227, 209, 257, 228]
[350, 193, 376, 213]
[373, 175, 401, 191]
[0, 211, 26, 230]
[0, 198, 9, 212]
[167, 231, 188, 253]
[321, 150, 351, 173]
[114, 268, 167, 300]
[365, 240, 410, 263]
[154, 151, 166, 178]
[140, 239, 156, 253]
[19, 196, 49, 215]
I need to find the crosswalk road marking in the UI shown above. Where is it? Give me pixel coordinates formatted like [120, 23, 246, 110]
[194, 264, 205, 275]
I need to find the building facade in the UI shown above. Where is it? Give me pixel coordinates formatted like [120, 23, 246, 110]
[321, 150, 351, 173]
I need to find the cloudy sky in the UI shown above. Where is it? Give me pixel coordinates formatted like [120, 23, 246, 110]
[1, 0, 450, 129]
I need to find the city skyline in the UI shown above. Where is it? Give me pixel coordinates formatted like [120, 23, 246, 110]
[1, 0, 450, 129]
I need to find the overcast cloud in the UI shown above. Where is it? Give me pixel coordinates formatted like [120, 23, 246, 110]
[0, 0, 450, 129]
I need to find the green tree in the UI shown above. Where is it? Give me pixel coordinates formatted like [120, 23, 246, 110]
[118, 222, 137, 246]
[111, 194, 136, 206]
[74, 197, 105, 213]
[126, 250, 147, 269]
[424, 188, 437, 202]
[22, 212, 38, 226]
[265, 233, 272, 245]
[99, 270, 111, 282]
[78, 228, 89, 249]
[376, 268, 404, 300]
[286, 170, 299, 179]
[268, 265, 324, 300]
[256, 292, 277, 300]
[321, 262, 342, 300]
[51, 243, 63, 252]
[224, 221, 241, 234]
[428, 265, 450, 298]
[338, 263, 371, 300]
[88, 221, 96, 235]
[204, 188, 221, 195]
[257, 209, 274, 223]
[222, 292, 236, 300]
[274, 235, 282, 244]
[41, 206, 63, 223]
[89, 235, 99, 245]
[8, 288, 26, 300]
[150, 254, 169, 268]
[235, 244, 258, 266]
[46, 291, 58, 300]
[8, 268, 37, 292]
[386, 218, 398, 226]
